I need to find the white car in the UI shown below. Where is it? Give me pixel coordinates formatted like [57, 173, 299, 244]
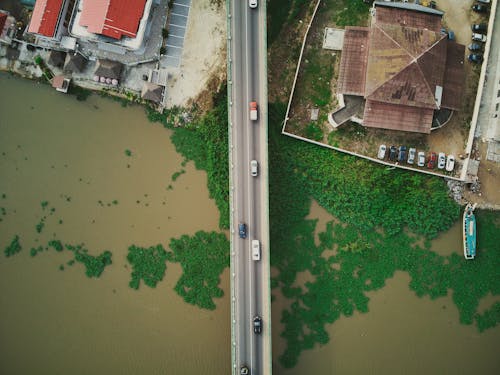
[407, 148, 416, 164]
[250, 160, 258, 176]
[446, 155, 455, 172]
[249, 0, 258, 9]
[438, 152, 446, 169]
[377, 144, 386, 159]
[251, 240, 260, 261]
[472, 33, 487, 43]
[417, 151, 426, 167]
[477, 0, 490, 3]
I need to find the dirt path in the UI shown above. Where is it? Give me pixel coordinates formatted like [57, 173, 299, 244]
[164, 0, 227, 108]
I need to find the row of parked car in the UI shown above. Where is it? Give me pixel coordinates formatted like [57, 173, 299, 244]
[469, 1, 491, 63]
[377, 145, 455, 171]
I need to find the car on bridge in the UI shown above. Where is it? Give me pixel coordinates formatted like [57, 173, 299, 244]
[248, 0, 258, 9]
[240, 365, 250, 375]
[250, 160, 258, 177]
[253, 316, 262, 334]
[239, 223, 247, 239]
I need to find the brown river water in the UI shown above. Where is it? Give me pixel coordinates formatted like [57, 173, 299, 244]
[1, 74, 499, 374]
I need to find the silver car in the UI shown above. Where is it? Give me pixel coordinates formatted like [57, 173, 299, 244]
[248, 0, 258, 8]
[377, 144, 386, 159]
[407, 148, 416, 164]
[417, 151, 426, 167]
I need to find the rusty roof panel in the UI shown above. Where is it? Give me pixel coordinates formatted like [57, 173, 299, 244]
[367, 62, 437, 109]
[338, 27, 370, 96]
[363, 100, 434, 133]
[365, 25, 413, 97]
[375, 6, 442, 32]
[442, 42, 465, 110]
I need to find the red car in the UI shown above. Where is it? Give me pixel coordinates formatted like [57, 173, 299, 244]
[427, 152, 437, 169]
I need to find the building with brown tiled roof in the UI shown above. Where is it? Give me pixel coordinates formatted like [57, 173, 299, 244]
[336, 1, 465, 134]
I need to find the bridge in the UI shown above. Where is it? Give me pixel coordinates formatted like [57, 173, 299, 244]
[227, 0, 272, 374]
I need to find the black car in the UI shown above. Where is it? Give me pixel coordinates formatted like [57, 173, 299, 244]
[468, 42, 482, 51]
[468, 54, 484, 63]
[471, 23, 487, 32]
[472, 4, 488, 13]
[253, 316, 262, 334]
[389, 145, 397, 161]
[398, 146, 407, 163]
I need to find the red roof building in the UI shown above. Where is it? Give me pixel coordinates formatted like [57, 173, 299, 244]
[28, 0, 65, 37]
[336, 2, 465, 134]
[0, 12, 7, 32]
[79, 0, 146, 40]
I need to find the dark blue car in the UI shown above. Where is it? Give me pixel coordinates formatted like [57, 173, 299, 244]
[238, 223, 247, 239]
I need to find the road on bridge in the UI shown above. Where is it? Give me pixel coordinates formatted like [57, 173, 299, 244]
[228, 0, 271, 374]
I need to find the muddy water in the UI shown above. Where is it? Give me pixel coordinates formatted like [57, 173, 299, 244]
[272, 201, 500, 375]
[0, 74, 230, 374]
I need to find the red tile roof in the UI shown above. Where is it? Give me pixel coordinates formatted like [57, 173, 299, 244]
[79, 0, 146, 40]
[0, 12, 7, 33]
[363, 100, 434, 133]
[28, 0, 64, 37]
[337, 27, 370, 96]
[337, 3, 464, 133]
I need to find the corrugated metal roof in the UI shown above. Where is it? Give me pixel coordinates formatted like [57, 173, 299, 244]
[79, 0, 146, 40]
[375, 5, 442, 31]
[441, 41, 465, 110]
[363, 100, 434, 133]
[28, 0, 64, 37]
[374, 1, 444, 17]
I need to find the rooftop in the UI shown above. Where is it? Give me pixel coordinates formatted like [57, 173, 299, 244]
[28, 0, 64, 37]
[79, 0, 147, 40]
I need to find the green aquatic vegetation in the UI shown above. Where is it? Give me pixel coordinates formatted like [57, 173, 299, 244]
[35, 218, 45, 233]
[169, 231, 229, 310]
[127, 244, 172, 289]
[171, 169, 186, 182]
[30, 246, 44, 257]
[125, 149, 132, 157]
[476, 302, 500, 332]
[2, 193, 6, 199]
[112, 200, 118, 205]
[267, 103, 498, 368]
[48, 240, 64, 252]
[4, 235, 21, 257]
[74, 250, 112, 278]
[146, 87, 229, 229]
[41, 201, 49, 209]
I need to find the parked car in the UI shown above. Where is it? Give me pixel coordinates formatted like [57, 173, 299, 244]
[468, 43, 482, 51]
[407, 148, 416, 164]
[377, 144, 386, 159]
[238, 223, 247, 239]
[471, 23, 487, 32]
[398, 146, 407, 163]
[472, 4, 488, 13]
[438, 152, 446, 169]
[446, 155, 455, 172]
[427, 152, 437, 169]
[248, 0, 258, 8]
[469, 54, 484, 63]
[447, 30, 455, 41]
[389, 145, 397, 161]
[472, 33, 487, 42]
[417, 151, 426, 167]
[253, 316, 262, 334]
